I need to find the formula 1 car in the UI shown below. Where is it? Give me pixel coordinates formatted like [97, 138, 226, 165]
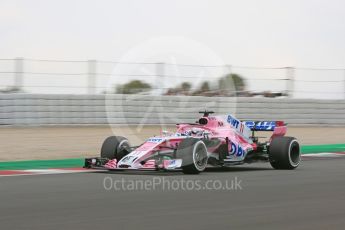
[84, 111, 301, 174]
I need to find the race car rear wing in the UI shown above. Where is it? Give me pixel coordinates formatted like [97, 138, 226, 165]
[243, 121, 286, 131]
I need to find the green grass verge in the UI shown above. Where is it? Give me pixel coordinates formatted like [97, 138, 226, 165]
[0, 144, 344, 170]
[0, 158, 84, 170]
[301, 143, 345, 154]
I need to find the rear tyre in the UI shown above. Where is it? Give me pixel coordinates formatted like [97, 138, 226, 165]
[176, 138, 208, 174]
[269, 136, 301, 169]
[100, 136, 130, 161]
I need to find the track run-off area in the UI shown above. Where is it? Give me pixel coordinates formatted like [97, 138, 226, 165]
[0, 143, 344, 176]
[0, 156, 345, 230]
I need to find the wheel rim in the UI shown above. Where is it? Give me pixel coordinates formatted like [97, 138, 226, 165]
[116, 139, 130, 160]
[289, 140, 300, 167]
[117, 140, 129, 152]
[193, 141, 208, 171]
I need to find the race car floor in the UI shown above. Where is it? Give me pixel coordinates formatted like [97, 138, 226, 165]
[1, 158, 345, 230]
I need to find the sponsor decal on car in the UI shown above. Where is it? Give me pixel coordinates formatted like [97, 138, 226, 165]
[226, 115, 251, 139]
[163, 159, 182, 169]
[227, 115, 240, 129]
[244, 121, 276, 131]
[147, 138, 164, 143]
[229, 142, 245, 157]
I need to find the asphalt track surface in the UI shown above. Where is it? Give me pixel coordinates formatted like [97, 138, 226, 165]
[1, 158, 345, 230]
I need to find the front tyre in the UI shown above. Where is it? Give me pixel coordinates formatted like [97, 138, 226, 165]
[176, 138, 208, 174]
[269, 136, 301, 169]
[100, 136, 130, 161]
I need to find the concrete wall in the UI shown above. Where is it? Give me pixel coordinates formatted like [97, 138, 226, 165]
[1, 94, 344, 125]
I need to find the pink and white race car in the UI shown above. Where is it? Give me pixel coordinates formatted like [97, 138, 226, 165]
[84, 111, 301, 174]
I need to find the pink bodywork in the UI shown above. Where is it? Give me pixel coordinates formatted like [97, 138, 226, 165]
[176, 117, 254, 153]
[115, 115, 287, 169]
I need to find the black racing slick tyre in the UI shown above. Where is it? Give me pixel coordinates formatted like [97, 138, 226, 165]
[100, 136, 130, 161]
[269, 136, 301, 170]
[176, 138, 208, 174]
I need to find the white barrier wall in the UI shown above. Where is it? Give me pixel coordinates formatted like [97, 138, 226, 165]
[0, 94, 345, 125]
